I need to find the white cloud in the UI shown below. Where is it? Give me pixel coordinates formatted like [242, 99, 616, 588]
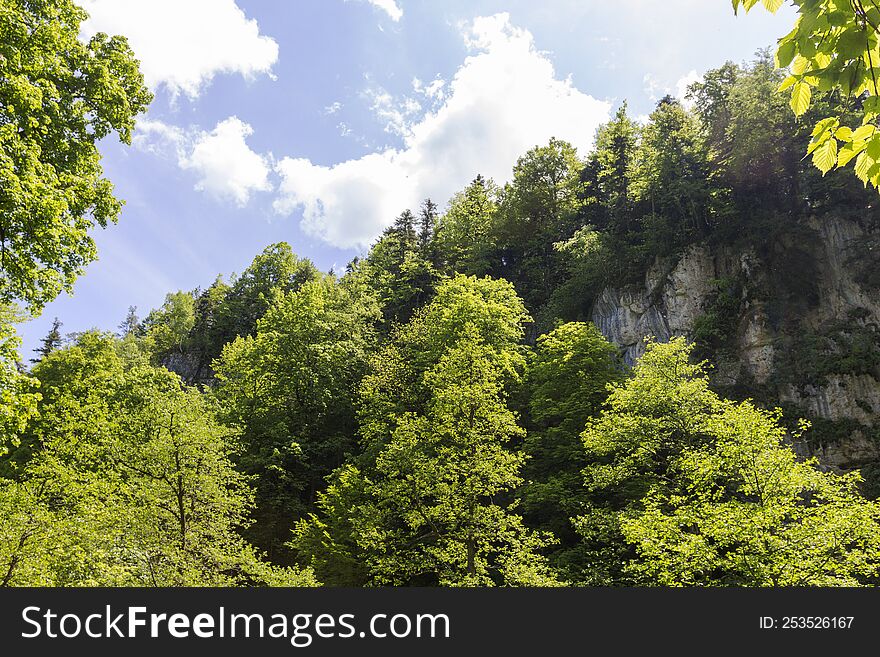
[643, 69, 703, 107]
[79, 0, 278, 98]
[676, 70, 702, 108]
[346, 0, 403, 22]
[412, 77, 447, 101]
[136, 117, 272, 206]
[365, 88, 422, 137]
[274, 13, 610, 250]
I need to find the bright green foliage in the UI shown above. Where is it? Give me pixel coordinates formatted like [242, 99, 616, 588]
[521, 322, 622, 578]
[214, 276, 380, 560]
[435, 175, 500, 276]
[623, 405, 880, 586]
[0, 0, 152, 310]
[578, 338, 880, 586]
[732, 0, 880, 189]
[0, 307, 39, 456]
[356, 275, 531, 457]
[220, 242, 321, 342]
[294, 275, 557, 586]
[355, 333, 559, 586]
[136, 243, 321, 380]
[0, 333, 316, 586]
[142, 291, 196, 358]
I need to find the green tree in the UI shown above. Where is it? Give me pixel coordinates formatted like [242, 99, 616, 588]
[521, 322, 622, 579]
[582, 104, 640, 235]
[294, 275, 557, 586]
[118, 305, 141, 338]
[686, 61, 740, 152]
[0, 307, 39, 456]
[435, 175, 500, 277]
[0, 0, 152, 310]
[550, 105, 643, 310]
[214, 276, 379, 561]
[142, 291, 196, 358]
[187, 276, 232, 382]
[219, 242, 320, 343]
[0, 332, 317, 586]
[496, 138, 585, 315]
[361, 208, 440, 328]
[577, 338, 880, 586]
[353, 332, 559, 586]
[632, 97, 715, 247]
[732, 0, 880, 190]
[31, 317, 63, 363]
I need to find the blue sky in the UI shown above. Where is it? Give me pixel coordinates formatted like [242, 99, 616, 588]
[19, 0, 796, 356]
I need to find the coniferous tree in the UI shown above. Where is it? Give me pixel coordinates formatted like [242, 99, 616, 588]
[118, 306, 141, 338]
[31, 318, 63, 363]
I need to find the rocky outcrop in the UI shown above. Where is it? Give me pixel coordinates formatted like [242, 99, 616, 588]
[590, 215, 880, 469]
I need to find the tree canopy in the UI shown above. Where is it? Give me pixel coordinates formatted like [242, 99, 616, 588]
[733, 0, 880, 189]
[0, 0, 152, 310]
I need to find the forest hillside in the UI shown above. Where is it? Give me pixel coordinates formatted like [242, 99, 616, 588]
[3, 38, 880, 586]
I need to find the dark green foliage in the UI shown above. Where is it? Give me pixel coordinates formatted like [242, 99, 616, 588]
[692, 277, 743, 361]
[774, 315, 880, 388]
[214, 276, 380, 561]
[435, 175, 500, 277]
[31, 317, 63, 363]
[521, 322, 623, 578]
[360, 204, 441, 329]
[494, 138, 586, 316]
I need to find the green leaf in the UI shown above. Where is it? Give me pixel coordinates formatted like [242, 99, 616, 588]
[811, 117, 838, 137]
[835, 126, 853, 141]
[812, 138, 838, 174]
[762, 0, 784, 11]
[836, 142, 861, 168]
[855, 151, 875, 182]
[776, 40, 797, 68]
[853, 125, 877, 141]
[777, 75, 797, 92]
[791, 55, 809, 75]
[790, 82, 811, 117]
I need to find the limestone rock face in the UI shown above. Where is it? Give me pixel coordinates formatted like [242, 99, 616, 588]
[590, 216, 880, 469]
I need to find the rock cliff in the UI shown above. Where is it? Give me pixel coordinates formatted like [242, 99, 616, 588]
[591, 215, 880, 470]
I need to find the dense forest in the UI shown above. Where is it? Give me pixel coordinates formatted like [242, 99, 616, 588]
[2, 1, 880, 587]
